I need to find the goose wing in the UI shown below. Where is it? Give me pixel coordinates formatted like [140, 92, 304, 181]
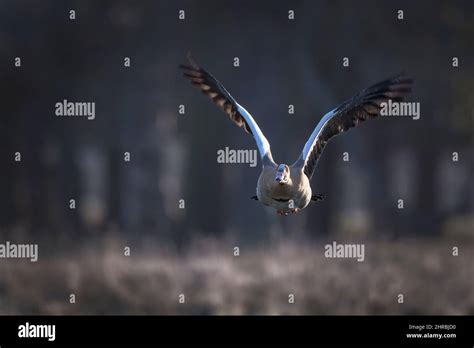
[179, 52, 275, 166]
[293, 75, 413, 179]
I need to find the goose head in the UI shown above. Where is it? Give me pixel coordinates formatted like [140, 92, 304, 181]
[275, 164, 290, 185]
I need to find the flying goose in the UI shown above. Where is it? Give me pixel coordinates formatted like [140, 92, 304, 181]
[179, 53, 413, 215]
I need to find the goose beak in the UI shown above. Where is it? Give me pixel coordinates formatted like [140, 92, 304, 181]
[275, 172, 285, 184]
[275, 164, 289, 185]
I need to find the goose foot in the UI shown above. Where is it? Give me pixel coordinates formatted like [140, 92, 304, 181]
[277, 209, 299, 216]
[311, 194, 325, 201]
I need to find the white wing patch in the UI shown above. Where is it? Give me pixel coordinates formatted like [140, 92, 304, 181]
[236, 103, 271, 160]
[301, 108, 335, 164]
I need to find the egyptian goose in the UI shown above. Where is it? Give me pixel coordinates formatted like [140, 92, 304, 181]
[180, 53, 412, 215]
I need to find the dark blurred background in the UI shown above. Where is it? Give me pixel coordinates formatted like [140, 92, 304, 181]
[0, 0, 472, 315]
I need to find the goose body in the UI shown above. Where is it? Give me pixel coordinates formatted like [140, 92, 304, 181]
[180, 53, 413, 215]
[257, 165, 312, 214]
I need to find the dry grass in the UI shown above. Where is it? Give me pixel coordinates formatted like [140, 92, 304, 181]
[0, 236, 473, 315]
